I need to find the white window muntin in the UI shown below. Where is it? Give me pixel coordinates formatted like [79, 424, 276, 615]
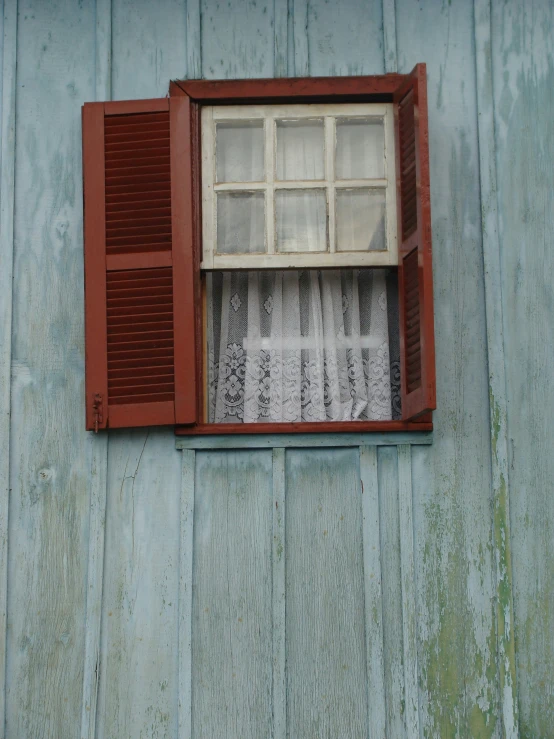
[201, 103, 397, 269]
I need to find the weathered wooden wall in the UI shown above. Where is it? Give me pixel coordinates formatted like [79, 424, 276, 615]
[0, 0, 552, 736]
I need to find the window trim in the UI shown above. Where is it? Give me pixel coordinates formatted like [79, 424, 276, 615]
[169, 73, 434, 435]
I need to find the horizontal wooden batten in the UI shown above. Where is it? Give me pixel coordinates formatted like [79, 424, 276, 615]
[176, 420, 432, 436]
[175, 430, 433, 448]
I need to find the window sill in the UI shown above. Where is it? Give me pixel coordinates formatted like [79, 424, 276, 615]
[175, 420, 433, 450]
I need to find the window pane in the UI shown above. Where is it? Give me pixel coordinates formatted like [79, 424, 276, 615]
[206, 269, 395, 423]
[217, 192, 265, 254]
[216, 121, 264, 182]
[336, 189, 386, 251]
[276, 190, 327, 253]
[336, 119, 384, 179]
[276, 120, 324, 180]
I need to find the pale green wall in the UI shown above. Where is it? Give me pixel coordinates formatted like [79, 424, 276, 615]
[0, 0, 552, 736]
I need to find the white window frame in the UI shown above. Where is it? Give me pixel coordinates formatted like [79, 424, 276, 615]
[201, 102, 397, 270]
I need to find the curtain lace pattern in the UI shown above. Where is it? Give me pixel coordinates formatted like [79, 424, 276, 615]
[207, 269, 396, 423]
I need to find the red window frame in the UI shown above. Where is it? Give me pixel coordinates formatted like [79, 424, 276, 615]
[82, 69, 435, 433]
[170, 70, 435, 435]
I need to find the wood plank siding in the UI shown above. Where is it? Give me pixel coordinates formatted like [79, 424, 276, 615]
[0, 0, 552, 736]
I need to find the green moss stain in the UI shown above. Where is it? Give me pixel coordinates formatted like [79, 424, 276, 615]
[489, 388, 519, 735]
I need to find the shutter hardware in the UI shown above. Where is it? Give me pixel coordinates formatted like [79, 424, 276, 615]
[92, 393, 103, 433]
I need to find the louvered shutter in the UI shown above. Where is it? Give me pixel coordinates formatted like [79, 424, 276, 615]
[82, 97, 196, 429]
[394, 64, 436, 420]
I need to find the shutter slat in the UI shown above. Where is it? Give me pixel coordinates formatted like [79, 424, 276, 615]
[104, 111, 169, 127]
[83, 97, 197, 429]
[106, 207, 172, 222]
[108, 365, 175, 380]
[395, 64, 436, 420]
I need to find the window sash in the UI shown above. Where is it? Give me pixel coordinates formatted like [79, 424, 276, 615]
[201, 103, 397, 270]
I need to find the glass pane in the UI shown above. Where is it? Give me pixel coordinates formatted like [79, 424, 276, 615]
[276, 120, 324, 180]
[336, 119, 385, 179]
[336, 189, 386, 251]
[206, 269, 395, 423]
[276, 190, 327, 253]
[217, 192, 265, 254]
[216, 121, 264, 182]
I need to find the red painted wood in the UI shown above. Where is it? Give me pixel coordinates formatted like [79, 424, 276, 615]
[170, 95, 197, 424]
[104, 98, 169, 116]
[176, 420, 433, 436]
[106, 251, 172, 271]
[394, 63, 436, 420]
[85, 70, 436, 433]
[172, 75, 405, 103]
[109, 400, 175, 428]
[82, 97, 198, 429]
[83, 103, 108, 431]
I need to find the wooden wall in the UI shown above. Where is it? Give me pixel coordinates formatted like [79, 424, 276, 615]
[0, 0, 552, 736]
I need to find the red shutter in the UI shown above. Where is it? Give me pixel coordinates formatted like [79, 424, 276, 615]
[82, 97, 196, 429]
[394, 64, 436, 420]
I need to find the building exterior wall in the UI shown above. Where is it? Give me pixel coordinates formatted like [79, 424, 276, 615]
[0, 0, 552, 736]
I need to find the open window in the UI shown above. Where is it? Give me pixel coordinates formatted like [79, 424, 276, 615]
[82, 67, 435, 433]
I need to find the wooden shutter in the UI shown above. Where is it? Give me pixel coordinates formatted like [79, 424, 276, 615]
[82, 97, 196, 429]
[394, 64, 436, 420]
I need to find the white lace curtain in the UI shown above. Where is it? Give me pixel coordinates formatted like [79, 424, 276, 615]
[207, 269, 392, 423]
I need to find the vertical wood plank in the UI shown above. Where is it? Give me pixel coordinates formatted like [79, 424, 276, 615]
[178, 449, 195, 739]
[292, 0, 309, 76]
[286, 448, 368, 738]
[192, 451, 273, 738]
[0, 2, 17, 734]
[80, 3, 111, 731]
[474, 1, 518, 736]
[186, 0, 201, 79]
[80, 436, 108, 739]
[272, 448, 286, 739]
[7, 1, 96, 734]
[490, 1, 554, 735]
[382, 0, 397, 73]
[96, 431, 181, 739]
[111, 0, 187, 99]
[377, 446, 404, 738]
[95, 0, 112, 101]
[397, 444, 419, 738]
[303, 0, 384, 77]
[396, 0, 499, 734]
[359, 446, 386, 739]
[273, 0, 288, 77]
[201, 0, 275, 79]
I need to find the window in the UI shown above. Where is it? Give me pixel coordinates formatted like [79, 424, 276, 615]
[201, 103, 397, 269]
[82, 67, 435, 433]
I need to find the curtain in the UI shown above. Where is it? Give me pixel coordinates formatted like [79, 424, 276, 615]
[207, 269, 394, 423]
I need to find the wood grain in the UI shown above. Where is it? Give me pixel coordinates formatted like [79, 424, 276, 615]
[192, 451, 273, 738]
[397, 0, 500, 734]
[272, 449, 286, 739]
[96, 430, 181, 738]
[490, 0, 554, 734]
[178, 449, 195, 739]
[359, 446, 386, 739]
[377, 446, 405, 737]
[474, 0, 519, 734]
[285, 448, 368, 737]
[6, 1, 96, 734]
[0, 0, 17, 732]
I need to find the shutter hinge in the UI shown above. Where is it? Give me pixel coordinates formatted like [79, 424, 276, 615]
[92, 393, 104, 433]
